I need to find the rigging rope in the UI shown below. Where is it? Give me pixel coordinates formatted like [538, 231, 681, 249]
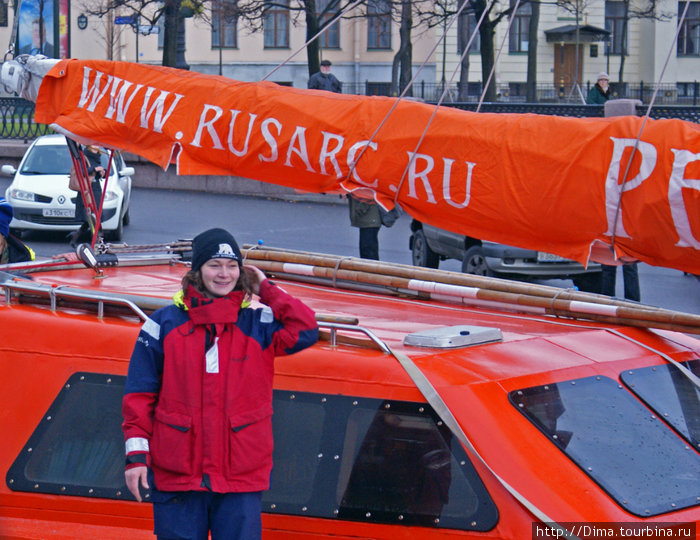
[389, 0, 494, 205]
[609, 0, 692, 255]
[477, 0, 522, 112]
[261, 0, 366, 82]
[344, 0, 481, 201]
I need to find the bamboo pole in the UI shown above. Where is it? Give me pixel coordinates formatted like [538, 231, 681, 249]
[242, 245, 664, 312]
[241, 247, 700, 335]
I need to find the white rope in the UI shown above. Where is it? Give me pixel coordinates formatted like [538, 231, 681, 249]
[477, 0, 523, 112]
[261, 0, 366, 82]
[343, 0, 479, 193]
[389, 0, 494, 205]
[609, 0, 692, 251]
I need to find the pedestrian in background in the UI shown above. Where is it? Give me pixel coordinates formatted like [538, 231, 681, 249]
[308, 59, 342, 93]
[587, 72, 611, 104]
[348, 194, 382, 260]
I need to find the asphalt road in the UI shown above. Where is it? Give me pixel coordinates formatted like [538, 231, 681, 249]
[11, 187, 700, 315]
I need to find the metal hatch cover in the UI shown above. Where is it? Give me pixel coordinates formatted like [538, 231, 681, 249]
[403, 325, 503, 349]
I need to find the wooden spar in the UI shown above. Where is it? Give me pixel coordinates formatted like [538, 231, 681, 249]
[242, 245, 664, 310]
[241, 247, 700, 335]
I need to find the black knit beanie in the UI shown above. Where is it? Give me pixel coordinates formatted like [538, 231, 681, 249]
[191, 228, 242, 272]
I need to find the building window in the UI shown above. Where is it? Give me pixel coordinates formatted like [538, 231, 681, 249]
[212, 0, 238, 48]
[678, 2, 700, 55]
[605, 1, 627, 54]
[677, 81, 698, 98]
[0, 1, 8, 27]
[264, 0, 289, 48]
[458, 11, 481, 54]
[367, 0, 391, 49]
[508, 1, 531, 53]
[317, 0, 340, 48]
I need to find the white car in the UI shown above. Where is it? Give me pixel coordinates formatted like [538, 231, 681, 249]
[2, 134, 134, 241]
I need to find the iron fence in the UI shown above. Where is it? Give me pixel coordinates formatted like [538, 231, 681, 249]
[0, 97, 51, 140]
[340, 80, 700, 107]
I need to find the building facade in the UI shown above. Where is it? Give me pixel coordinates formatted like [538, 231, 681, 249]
[0, 0, 697, 101]
[437, 0, 699, 101]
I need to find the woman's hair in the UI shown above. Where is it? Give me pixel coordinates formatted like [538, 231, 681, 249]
[181, 264, 255, 298]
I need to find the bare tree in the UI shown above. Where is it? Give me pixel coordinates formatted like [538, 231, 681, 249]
[415, 0, 523, 102]
[234, 0, 367, 78]
[555, 0, 592, 92]
[612, 0, 672, 86]
[79, 1, 130, 59]
[82, 0, 199, 67]
[525, 0, 539, 101]
[391, 0, 413, 96]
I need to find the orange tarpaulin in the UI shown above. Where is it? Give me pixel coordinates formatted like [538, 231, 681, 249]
[34, 59, 700, 274]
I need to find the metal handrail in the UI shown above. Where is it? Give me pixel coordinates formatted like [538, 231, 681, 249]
[0, 275, 149, 321]
[0, 275, 392, 352]
[319, 321, 391, 354]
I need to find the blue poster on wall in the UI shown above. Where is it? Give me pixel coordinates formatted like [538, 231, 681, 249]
[17, 0, 56, 57]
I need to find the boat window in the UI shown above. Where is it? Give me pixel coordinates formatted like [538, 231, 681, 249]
[510, 375, 700, 517]
[621, 360, 700, 451]
[7, 373, 127, 499]
[266, 391, 498, 530]
[8, 374, 498, 531]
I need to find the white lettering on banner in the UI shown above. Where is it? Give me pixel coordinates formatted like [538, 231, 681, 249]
[227, 110, 257, 157]
[140, 87, 184, 134]
[190, 104, 224, 149]
[669, 149, 700, 249]
[443, 158, 476, 209]
[319, 131, 344, 177]
[285, 126, 316, 172]
[70, 66, 700, 268]
[407, 152, 437, 204]
[346, 141, 378, 187]
[604, 137, 657, 238]
[259, 117, 282, 162]
[105, 78, 144, 123]
[78, 67, 112, 111]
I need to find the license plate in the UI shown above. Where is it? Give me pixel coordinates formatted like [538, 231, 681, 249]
[42, 208, 75, 218]
[537, 251, 567, 262]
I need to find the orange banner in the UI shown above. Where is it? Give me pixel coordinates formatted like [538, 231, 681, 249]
[35, 60, 700, 274]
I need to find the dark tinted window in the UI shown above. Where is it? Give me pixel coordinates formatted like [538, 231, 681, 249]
[7, 373, 128, 499]
[621, 360, 700, 451]
[510, 376, 700, 516]
[266, 391, 498, 530]
[9, 374, 498, 531]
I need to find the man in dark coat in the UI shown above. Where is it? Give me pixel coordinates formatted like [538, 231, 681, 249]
[308, 60, 342, 93]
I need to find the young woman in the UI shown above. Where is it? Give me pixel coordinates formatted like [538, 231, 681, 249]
[122, 228, 319, 540]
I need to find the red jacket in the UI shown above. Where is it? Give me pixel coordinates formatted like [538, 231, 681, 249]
[122, 279, 318, 493]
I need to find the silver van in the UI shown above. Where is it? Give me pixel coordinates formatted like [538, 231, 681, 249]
[410, 220, 602, 292]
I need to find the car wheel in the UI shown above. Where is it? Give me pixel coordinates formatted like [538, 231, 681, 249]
[573, 272, 603, 293]
[412, 229, 440, 268]
[462, 245, 491, 276]
[106, 215, 124, 242]
[123, 207, 130, 226]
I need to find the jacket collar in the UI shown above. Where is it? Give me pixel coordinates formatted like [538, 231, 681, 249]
[181, 284, 245, 325]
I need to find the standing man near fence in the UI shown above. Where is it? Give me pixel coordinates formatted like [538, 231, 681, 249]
[308, 60, 342, 93]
